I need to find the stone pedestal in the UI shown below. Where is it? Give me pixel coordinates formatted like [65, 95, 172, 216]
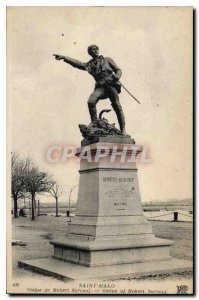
[51, 137, 172, 267]
[19, 136, 192, 280]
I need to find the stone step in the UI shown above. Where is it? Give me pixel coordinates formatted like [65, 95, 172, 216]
[50, 236, 173, 251]
[68, 223, 153, 236]
[50, 236, 173, 267]
[18, 257, 192, 281]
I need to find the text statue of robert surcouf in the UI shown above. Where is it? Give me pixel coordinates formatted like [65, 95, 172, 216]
[53, 45, 138, 140]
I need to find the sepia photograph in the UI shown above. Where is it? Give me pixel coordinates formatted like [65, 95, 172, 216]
[6, 6, 193, 294]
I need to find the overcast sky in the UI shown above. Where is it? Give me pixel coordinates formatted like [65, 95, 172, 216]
[7, 7, 192, 203]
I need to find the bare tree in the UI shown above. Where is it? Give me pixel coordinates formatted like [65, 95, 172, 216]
[25, 161, 54, 221]
[11, 153, 28, 218]
[49, 183, 62, 217]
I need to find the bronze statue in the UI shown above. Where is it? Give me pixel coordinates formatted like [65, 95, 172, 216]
[53, 45, 127, 135]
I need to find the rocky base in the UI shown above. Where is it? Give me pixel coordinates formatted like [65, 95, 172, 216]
[79, 118, 134, 146]
[79, 118, 130, 140]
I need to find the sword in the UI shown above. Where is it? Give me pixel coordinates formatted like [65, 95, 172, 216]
[118, 80, 141, 104]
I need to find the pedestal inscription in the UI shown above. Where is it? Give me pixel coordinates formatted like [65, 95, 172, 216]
[100, 174, 139, 215]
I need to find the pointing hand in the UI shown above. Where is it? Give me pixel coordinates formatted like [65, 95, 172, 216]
[53, 54, 65, 61]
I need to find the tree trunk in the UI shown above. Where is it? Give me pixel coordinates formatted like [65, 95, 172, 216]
[56, 197, 58, 217]
[38, 200, 40, 216]
[31, 193, 35, 221]
[13, 195, 18, 218]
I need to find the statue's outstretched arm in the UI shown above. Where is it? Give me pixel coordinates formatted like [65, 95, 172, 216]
[63, 56, 87, 70]
[53, 54, 87, 70]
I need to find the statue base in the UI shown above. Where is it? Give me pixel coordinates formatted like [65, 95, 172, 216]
[81, 135, 135, 146]
[79, 118, 133, 146]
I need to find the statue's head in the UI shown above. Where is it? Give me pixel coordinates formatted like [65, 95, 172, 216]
[87, 45, 99, 58]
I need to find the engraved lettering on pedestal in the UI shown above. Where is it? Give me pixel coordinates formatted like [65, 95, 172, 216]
[114, 202, 127, 211]
[102, 176, 135, 211]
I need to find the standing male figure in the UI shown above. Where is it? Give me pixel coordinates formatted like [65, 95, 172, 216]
[53, 45, 126, 135]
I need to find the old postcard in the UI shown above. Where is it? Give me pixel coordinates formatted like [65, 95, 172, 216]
[7, 6, 193, 294]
